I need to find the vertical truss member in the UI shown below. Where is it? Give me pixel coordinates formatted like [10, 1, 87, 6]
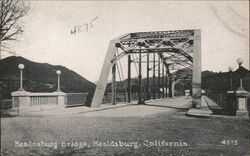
[127, 54, 131, 103]
[158, 54, 161, 98]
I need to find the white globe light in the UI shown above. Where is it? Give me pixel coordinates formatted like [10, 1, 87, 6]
[236, 58, 243, 66]
[18, 64, 25, 69]
[56, 70, 61, 75]
[228, 66, 233, 71]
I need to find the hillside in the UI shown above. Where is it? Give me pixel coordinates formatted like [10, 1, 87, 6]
[0, 56, 96, 99]
[105, 68, 250, 96]
[201, 69, 250, 94]
[106, 67, 193, 94]
[1, 56, 249, 100]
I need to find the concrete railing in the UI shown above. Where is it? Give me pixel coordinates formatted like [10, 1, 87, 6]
[30, 96, 58, 105]
[11, 91, 66, 113]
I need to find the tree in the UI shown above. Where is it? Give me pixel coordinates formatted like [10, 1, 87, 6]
[0, 0, 30, 59]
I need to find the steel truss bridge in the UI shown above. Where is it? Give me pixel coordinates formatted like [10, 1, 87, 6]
[91, 30, 201, 108]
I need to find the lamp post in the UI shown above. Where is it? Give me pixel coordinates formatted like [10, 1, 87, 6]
[56, 70, 61, 92]
[228, 66, 233, 91]
[234, 58, 249, 117]
[236, 58, 244, 89]
[18, 64, 25, 91]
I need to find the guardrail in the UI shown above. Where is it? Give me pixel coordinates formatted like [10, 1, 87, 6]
[1, 99, 13, 110]
[30, 95, 58, 106]
[102, 93, 157, 103]
[11, 91, 66, 113]
[207, 92, 250, 116]
[11, 91, 91, 113]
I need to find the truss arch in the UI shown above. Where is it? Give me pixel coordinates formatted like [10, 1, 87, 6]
[91, 30, 201, 108]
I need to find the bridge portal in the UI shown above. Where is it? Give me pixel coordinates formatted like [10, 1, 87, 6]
[91, 30, 201, 108]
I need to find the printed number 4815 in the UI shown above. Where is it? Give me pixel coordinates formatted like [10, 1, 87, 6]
[221, 140, 238, 145]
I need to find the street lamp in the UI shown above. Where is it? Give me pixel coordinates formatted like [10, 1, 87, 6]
[236, 58, 243, 66]
[228, 66, 233, 91]
[236, 58, 244, 90]
[18, 64, 25, 91]
[234, 58, 249, 117]
[56, 70, 61, 92]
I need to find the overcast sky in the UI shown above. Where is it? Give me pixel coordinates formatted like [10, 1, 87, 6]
[3, 1, 249, 82]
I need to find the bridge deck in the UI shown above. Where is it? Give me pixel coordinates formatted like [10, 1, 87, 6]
[11, 96, 192, 117]
[145, 96, 192, 109]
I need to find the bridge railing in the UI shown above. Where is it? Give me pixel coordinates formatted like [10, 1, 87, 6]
[207, 91, 250, 116]
[30, 95, 58, 105]
[65, 93, 88, 107]
[1, 99, 13, 110]
[11, 91, 66, 112]
[102, 92, 160, 103]
[207, 93, 227, 108]
[11, 91, 90, 112]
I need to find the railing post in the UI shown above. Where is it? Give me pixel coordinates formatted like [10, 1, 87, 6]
[11, 91, 31, 113]
[57, 92, 66, 108]
[236, 89, 249, 117]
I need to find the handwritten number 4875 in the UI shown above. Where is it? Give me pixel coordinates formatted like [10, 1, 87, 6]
[70, 16, 98, 35]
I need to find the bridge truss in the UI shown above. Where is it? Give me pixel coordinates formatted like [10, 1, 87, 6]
[91, 29, 201, 108]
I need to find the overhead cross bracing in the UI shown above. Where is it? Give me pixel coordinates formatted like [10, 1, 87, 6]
[91, 30, 201, 108]
[113, 30, 194, 72]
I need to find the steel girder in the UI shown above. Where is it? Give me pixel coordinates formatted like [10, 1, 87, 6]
[91, 30, 201, 108]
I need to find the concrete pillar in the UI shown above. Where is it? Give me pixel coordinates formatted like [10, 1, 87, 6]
[11, 91, 31, 113]
[56, 92, 66, 108]
[236, 89, 249, 117]
[192, 29, 202, 108]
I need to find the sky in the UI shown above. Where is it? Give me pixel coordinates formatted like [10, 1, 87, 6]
[2, 1, 249, 82]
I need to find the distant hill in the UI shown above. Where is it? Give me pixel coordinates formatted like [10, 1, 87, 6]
[0, 56, 96, 99]
[105, 67, 193, 94]
[1, 56, 249, 100]
[201, 69, 250, 94]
